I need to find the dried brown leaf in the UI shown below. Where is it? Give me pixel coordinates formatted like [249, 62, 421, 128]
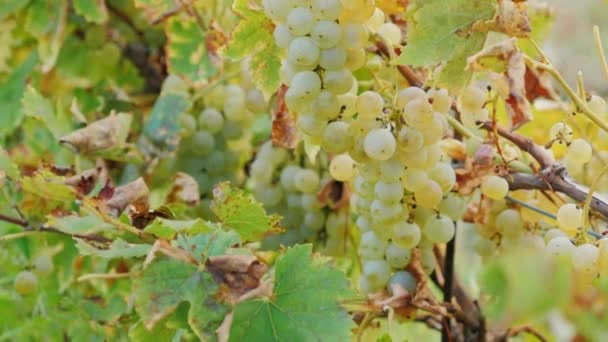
[207, 254, 268, 304]
[59, 112, 132, 153]
[495, 0, 531, 38]
[167, 172, 200, 206]
[317, 180, 350, 210]
[524, 65, 558, 102]
[64, 167, 102, 196]
[455, 155, 495, 195]
[105, 177, 149, 216]
[272, 85, 298, 149]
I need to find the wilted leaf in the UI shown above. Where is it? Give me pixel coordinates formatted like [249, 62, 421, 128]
[211, 182, 282, 241]
[207, 254, 267, 303]
[167, 172, 200, 206]
[493, 0, 531, 38]
[524, 65, 558, 102]
[105, 177, 150, 216]
[271, 85, 298, 149]
[63, 167, 103, 196]
[21, 171, 76, 202]
[134, 259, 229, 340]
[60, 112, 132, 154]
[455, 153, 495, 195]
[77, 239, 152, 259]
[317, 180, 350, 210]
[229, 245, 355, 342]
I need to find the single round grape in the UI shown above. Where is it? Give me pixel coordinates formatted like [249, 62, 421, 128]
[286, 193, 302, 208]
[313, 91, 341, 119]
[366, 8, 385, 31]
[556, 203, 583, 232]
[280, 165, 301, 191]
[356, 91, 384, 119]
[414, 180, 443, 208]
[402, 98, 433, 127]
[359, 231, 387, 260]
[286, 7, 315, 36]
[356, 216, 373, 233]
[397, 127, 424, 152]
[567, 138, 592, 164]
[378, 158, 403, 182]
[179, 114, 197, 138]
[572, 243, 599, 275]
[304, 210, 326, 231]
[202, 151, 226, 176]
[224, 99, 249, 122]
[338, 93, 358, 118]
[324, 69, 354, 94]
[481, 175, 509, 200]
[428, 163, 456, 192]
[322, 121, 354, 153]
[311, 21, 342, 49]
[546, 236, 575, 259]
[33, 255, 54, 277]
[312, 0, 342, 21]
[438, 193, 467, 221]
[419, 247, 436, 274]
[354, 175, 374, 197]
[329, 154, 355, 181]
[386, 243, 412, 268]
[420, 113, 447, 145]
[255, 185, 283, 207]
[191, 131, 215, 156]
[198, 108, 225, 134]
[370, 199, 402, 223]
[363, 260, 391, 288]
[374, 181, 403, 203]
[290, 71, 322, 98]
[262, 0, 293, 22]
[549, 122, 573, 144]
[294, 169, 320, 193]
[364, 129, 396, 161]
[391, 221, 421, 249]
[359, 163, 379, 182]
[287, 36, 320, 67]
[401, 168, 428, 192]
[246, 89, 267, 114]
[458, 86, 486, 112]
[398, 147, 429, 169]
[424, 214, 455, 244]
[319, 46, 347, 71]
[377, 23, 401, 45]
[388, 271, 417, 295]
[495, 209, 524, 238]
[427, 88, 451, 113]
[397, 87, 427, 109]
[274, 24, 294, 49]
[298, 113, 327, 136]
[345, 48, 366, 71]
[588, 95, 607, 118]
[14, 271, 38, 295]
[340, 23, 369, 50]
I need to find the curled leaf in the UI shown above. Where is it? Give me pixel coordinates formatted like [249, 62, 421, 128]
[59, 112, 132, 154]
[167, 172, 200, 206]
[105, 177, 150, 216]
[494, 0, 531, 38]
[207, 254, 267, 304]
[272, 85, 298, 149]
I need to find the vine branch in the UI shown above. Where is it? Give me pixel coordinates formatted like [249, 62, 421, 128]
[0, 213, 112, 243]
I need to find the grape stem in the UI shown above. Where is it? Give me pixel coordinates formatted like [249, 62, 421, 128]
[375, 41, 424, 88]
[593, 25, 608, 81]
[0, 212, 112, 243]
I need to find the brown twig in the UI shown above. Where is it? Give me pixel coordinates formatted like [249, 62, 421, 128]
[481, 121, 553, 169]
[0, 213, 112, 243]
[375, 41, 424, 87]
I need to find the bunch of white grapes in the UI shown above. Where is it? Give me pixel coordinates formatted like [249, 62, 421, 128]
[177, 84, 266, 214]
[545, 232, 608, 281]
[249, 141, 351, 252]
[351, 87, 469, 293]
[457, 86, 489, 128]
[263, 0, 381, 150]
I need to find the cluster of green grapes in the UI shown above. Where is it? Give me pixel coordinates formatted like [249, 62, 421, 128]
[176, 84, 266, 212]
[352, 87, 467, 293]
[13, 254, 53, 296]
[249, 141, 351, 254]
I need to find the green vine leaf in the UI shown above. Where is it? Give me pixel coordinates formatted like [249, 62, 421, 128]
[225, 0, 280, 98]
[134, 259, 228, 341]
[0, 52, 38, 140]
[229, 244, 355, 342]
[22, 86, 73, 139]
[47, 214, 115, 235]
[166, 14, 220, 86]
[211, 182, 281, 242]
[73, 0, 109, 23]
[397, 0, 497, 90]
[144, 218, 212, 239]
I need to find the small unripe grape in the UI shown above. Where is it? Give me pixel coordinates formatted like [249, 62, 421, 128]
[191, 131, 215, 156]
[198, 108, 225, 134]
[495, 209, 524, 238]
[385, 243, 411, 268]
[546, 236, 575, 259]
[14, 271, 38, 295]
[481, 175, 509, 200]
[329, 154, 355, 181]
[572, 243, 599, 275]
[286, 7, 316, 36]
[33, 255, 53, 277]
[294, 169, 320, 193]
[567, 139, 592, 164]
[424, 214, 455, 243]
[391, 221, 421, 249]
[356, 91, 384, 119]
[388, 271, 417, 294]
[556, 203, 583, 232]
[397, 87, 427, 109]
[397, 127, 424, 152]
[414, 180, 442, 208]
[458, 86, 486, 112]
